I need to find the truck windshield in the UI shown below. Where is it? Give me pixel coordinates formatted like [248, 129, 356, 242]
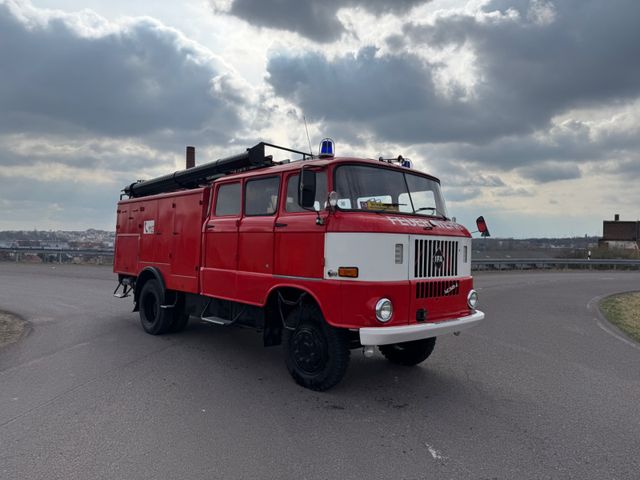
[334, 164, 448, 218]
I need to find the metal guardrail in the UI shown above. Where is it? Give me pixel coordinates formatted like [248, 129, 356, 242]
[0, 247, 114, 264]
[2, 248, 639, 270]
[0, 247, 113, 256]
[472, 258, 640, 270]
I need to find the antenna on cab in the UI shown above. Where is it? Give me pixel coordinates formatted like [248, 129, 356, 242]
[303, 115, 313, 158]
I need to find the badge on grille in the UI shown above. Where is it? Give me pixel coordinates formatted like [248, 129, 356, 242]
[433, 249, 444, 270]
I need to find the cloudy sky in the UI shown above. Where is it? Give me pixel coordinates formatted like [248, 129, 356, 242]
[1, 0, 639, 237]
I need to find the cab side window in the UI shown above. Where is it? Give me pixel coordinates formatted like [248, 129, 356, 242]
[285, 172, 328, 212]
[215, 182, 241, 216]
[245, 176, 280, 216]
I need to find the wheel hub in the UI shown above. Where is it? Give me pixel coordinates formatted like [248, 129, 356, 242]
[291, 327, 327, 375]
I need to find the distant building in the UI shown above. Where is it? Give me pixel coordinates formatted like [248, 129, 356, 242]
[600, 214, 640, 250]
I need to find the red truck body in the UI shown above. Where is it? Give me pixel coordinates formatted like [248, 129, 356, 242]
[114, 146, 484, 390]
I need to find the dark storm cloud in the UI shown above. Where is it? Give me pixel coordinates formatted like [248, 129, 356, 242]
[444, 187, 481, 203]
[403, 0, 640, 122]
[0, 137, 174, 171]
[443, 122, 595, 169]
[267, 0, 640, 145]
[268, 47, 508, 143]
[0, 2, 245, 139]
[517, 162, 581, 183]
[599, 157, 640, 180]
[0, 2, 255, 229]
[218, 0, 428, 43]
[431, 115, 640, 184]
[427, 159, 506, 189]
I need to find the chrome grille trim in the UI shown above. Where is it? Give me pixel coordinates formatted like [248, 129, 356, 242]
[414, 238, 459, 278]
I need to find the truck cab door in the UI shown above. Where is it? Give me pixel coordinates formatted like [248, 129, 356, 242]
[274, 171, 328, 278]
[201, 181, 241, 299]
[236, 175, 280, 304]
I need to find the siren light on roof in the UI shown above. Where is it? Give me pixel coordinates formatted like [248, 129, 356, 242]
[319, 138, 335, 158]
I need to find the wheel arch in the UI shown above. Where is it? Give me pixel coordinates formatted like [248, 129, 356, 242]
[134, 267, 167, 311]
[262, 284, 328, 347]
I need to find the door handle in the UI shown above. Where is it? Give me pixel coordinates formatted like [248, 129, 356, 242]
[275, 222, 288, 228]
[206, 224, 215, 229]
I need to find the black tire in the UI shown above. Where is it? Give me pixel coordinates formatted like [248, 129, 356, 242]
[283, 305, 350, 391]
[379, 337, 436, 366]
[139, 279, 173, 335]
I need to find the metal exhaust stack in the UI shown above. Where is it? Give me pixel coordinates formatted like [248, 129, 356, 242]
[186, 146, 195, 169]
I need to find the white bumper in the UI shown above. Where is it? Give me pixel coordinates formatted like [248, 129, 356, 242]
[359, 310, 485, 346]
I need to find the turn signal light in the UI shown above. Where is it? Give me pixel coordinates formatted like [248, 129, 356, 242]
[338, 267, 359, 278]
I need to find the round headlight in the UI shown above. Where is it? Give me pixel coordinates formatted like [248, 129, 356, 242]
[467, 289, 479, 309]
[375, 298, 393, 323]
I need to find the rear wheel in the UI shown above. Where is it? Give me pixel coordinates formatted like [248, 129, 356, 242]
[379, 337, 436, 366]
[139, 279, 173, 335]
[283, 305, 350, 391]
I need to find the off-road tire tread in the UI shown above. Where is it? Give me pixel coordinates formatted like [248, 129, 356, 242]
[283, 305, 350, 391]
[139, 279, 173, 335]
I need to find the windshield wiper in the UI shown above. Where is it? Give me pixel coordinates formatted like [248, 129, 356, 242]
[415, 207, 436, 213]
[414, 206, 447, 219]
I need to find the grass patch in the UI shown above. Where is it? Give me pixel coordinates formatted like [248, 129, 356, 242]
[0, 311, 26, 348]
[600, 293, 640, 343]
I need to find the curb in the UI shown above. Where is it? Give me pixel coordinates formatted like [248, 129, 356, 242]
[589, 292, 640, 350]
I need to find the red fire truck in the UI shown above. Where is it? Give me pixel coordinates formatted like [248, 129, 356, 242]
[114, 140, 487, 390]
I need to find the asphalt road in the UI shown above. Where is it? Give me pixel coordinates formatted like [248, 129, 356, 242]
[0, 264, 639, 479]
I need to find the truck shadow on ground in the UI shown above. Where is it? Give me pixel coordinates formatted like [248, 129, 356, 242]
[153, 317, 504, 419]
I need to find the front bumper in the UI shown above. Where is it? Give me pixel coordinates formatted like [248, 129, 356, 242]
[359, 310, 485, 346]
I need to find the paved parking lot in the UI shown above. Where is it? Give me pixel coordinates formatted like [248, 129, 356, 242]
[1, 264, 639, 479]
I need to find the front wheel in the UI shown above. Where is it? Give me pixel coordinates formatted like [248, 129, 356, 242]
[283, 305, 350, 391]
[379, 337, 436, 366]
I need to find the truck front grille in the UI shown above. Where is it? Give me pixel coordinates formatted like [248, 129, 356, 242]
[414, 239, 459, 278]
[416, 280, 460, 299]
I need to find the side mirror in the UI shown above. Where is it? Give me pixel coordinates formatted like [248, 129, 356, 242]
[298, 168, 317, 209]
[476, 216, 490, 237]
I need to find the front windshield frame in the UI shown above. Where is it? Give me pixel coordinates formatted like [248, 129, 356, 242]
[333, 163, 448, 219]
